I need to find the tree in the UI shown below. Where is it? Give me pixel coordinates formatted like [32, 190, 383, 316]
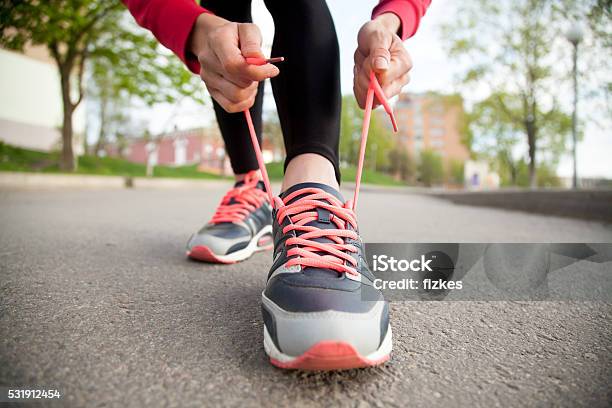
[514, 159, 561, 188]
[469, 92, 571, 186]
[1, 1, 204, 171]
[447, 159, 465, 186]
[418, 149, 444, 187]
[339, 95, 393, 170]
[441, 0, 592, 188]
[388, 147, 415, 183]
[262, 112, 285, 159]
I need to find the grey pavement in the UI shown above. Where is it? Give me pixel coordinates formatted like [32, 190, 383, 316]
[0, 186, 611, 407]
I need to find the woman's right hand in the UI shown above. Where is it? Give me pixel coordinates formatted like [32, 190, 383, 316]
[188, 14, 279, 113]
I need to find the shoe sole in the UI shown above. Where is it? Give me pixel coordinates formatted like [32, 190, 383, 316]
[263, 324, 392, 371]
[187, 225, 273, 264]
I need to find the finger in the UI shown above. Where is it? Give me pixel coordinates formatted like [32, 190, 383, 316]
[382, 73, 411, 99]
[214, 42, 279, 82]
[371, 47, 391, 73]
[209, 33, 270, 81]
[353, 84, 366, 109]
[357, 69, 370, 97]
[202, 66, 255, 97]
[238, 23, 264, 58]
[200, 56, 252, 89]
[240, 63, 280, 82]
[204, 70, 258, 103]
[353, 48, 366, 66]
[210, 88, 257, 113]
[366, 32, 393, 74]
[381, 46, 412, 84]
[213, 39, 246, 77]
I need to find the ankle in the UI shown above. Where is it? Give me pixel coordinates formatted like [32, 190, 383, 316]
[282, 153, 339, 192]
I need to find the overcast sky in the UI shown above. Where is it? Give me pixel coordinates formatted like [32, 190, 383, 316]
[131, 0, 610, 179]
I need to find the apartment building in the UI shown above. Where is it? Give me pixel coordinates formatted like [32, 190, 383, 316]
[389, 92, 470, 163]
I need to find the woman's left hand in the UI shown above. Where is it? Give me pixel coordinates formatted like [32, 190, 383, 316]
[354, 13, 412, 109]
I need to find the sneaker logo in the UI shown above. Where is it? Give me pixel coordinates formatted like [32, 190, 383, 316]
[372, 254, 433, 272]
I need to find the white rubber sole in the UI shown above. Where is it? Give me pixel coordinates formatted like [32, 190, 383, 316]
[263, 323, 392, 370]
[187, 224, 272, 264]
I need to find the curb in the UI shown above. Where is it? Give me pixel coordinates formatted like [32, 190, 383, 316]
[0, 171, 416, 193]
[431, 189, 612, 222]
[0, 172, 126, 190]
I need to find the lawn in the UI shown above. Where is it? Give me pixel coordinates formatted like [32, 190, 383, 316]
[0, 143, 403, 186]
[0, 143, 225, 179]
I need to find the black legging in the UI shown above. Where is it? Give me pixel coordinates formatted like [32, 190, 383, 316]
[200, 0, 342, 182]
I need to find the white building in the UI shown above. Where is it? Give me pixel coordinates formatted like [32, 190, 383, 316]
[0, 45, 85, 153]
[464, 160, 500, 190]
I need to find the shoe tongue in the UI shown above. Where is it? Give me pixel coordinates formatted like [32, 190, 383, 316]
[280, 182, 344, 204]
[228, 179, 265, 205]
[280, 182, 347, 278]
[234, 179, 266, 191]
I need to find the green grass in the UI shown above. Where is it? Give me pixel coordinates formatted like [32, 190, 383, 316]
[0, 143, 225, 179]
[0, 143, 403, 186]
[339, 166, 403, 186]
[259, 161, 402, 186]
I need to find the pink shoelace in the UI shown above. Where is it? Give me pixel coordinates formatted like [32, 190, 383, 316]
[210, 170, 269, 224]
[244, 64, 397, 275]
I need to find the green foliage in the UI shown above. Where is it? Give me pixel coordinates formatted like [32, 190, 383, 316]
[89, 15, 204, 108]
[438, 93, 473, 154]
[0, 0, 204, 170]
[440, 0, 583, 187]
[339, 95, 363, 166]
[340, 165, 403, 186]
[339, 95, 394, 170]
[511, 159, 562, 188]
[447, 159, 465, 185]
[264, 161, 402, 186]
[0, 142, 59, 171]
[387, 147, 415, 183]
[418, 149, 444, 187]
[0, 143, 224, 179]
[262, 113, 285, 156]
[469, 92, 572, 186]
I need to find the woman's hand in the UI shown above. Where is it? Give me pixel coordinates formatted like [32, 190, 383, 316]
[188, 14, 279, 113]
[354, 13, 412, 109]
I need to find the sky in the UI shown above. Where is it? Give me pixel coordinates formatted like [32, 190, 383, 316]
[131, 0, 611, 179]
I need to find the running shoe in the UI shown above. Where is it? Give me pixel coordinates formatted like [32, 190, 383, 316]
[260, 182, 391, 370]
[186, 170, 273, 264]
[238, 61, 396, 369]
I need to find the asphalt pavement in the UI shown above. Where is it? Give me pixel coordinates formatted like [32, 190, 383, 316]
[0, 186, 610, 407]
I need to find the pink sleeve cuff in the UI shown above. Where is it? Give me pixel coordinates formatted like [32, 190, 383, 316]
[155, 0, 211, 73]
[126, 0, 211, 74]
[372, 0, 427, 41]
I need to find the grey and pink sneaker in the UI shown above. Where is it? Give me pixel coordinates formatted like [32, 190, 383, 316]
[186, 171, 273, 264]
[261, 182, 392, 370]
[236, 66, 397, 369]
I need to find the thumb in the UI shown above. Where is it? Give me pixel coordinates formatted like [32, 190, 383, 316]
[370, 46, 391, 73]
[238, 23, 264, 58]
[367, 31, 392, 73]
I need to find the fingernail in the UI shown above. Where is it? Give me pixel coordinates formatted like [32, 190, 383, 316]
[374, 57, 388, 70]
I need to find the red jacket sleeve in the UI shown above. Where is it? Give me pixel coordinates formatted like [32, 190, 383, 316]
[372, 0, 431, 40]
[122, 0, 211, 73]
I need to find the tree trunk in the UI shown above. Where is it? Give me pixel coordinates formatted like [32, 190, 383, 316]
[526, 119, 537, 189]
[94, 96, 107, 157]
[60, 103, 75, 171]
[59, 67, 76, 171]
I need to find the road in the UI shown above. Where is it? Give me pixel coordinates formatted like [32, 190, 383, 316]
[1, 186, 611, 407]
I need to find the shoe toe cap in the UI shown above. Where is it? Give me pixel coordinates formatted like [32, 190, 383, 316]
[262, 273, 389, 357]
